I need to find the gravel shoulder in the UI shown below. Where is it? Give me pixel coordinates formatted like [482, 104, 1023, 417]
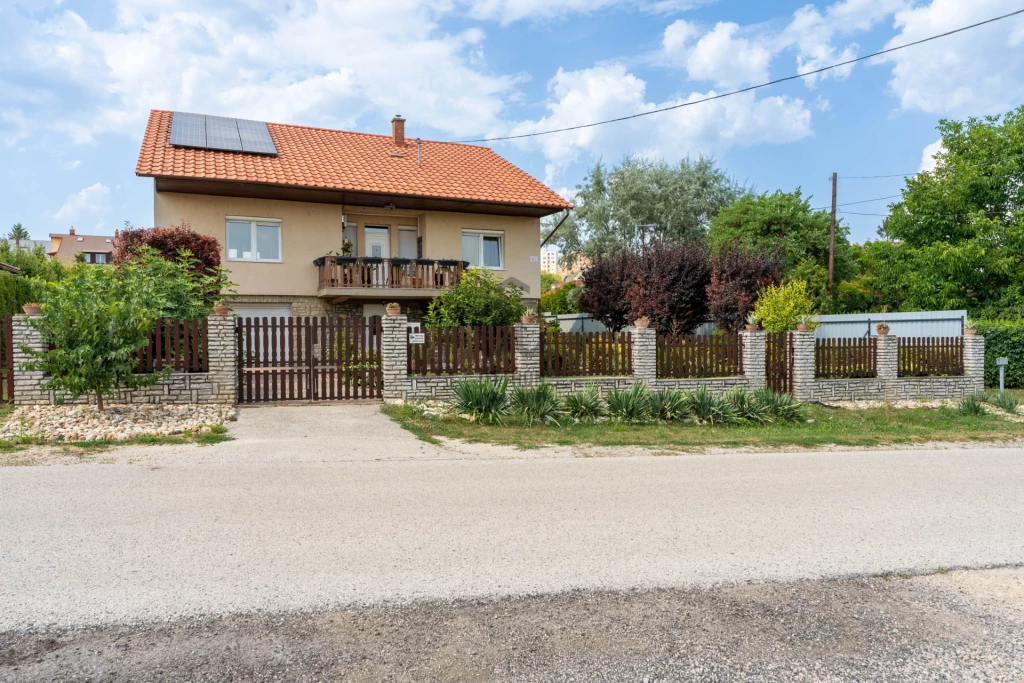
[3, 567, 1023, 682]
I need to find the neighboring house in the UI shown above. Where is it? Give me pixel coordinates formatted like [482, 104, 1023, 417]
[135, 110, 572, 320]
[48, 229, 115, 264]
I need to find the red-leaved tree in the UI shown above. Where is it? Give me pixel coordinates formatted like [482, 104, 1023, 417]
[114, 222, 221, 275]
[706, 243, 782, 332]
[625, 241, 710, 334]
[580, 250, 635, 331]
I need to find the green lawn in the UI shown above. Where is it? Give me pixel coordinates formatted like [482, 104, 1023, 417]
[383, 403, 1024, 452]
[0, 425, 233, 454]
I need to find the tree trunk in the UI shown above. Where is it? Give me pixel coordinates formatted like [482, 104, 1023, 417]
[96, 392, 104, 411]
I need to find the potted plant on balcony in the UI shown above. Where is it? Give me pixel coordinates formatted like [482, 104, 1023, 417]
[341, 238, 353, 257]
[521, 307, 538, 324]
[744, 313, 759, 331]
[385, 302, 401, 316]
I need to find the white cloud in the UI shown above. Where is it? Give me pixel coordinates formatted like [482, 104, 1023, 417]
[662, 21, 772, 88]
[464, 0, 708, 24]
[506, 64, 812, 183]
[881, 0, 1024, 116]
[919, 139, 944, 172]
[61, 160, 81, 170]
[53, 183, 111, 229]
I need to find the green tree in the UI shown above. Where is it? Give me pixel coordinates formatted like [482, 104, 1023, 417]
[126, 246, 234, 318]
[0, 240, 66, 316]
[709, 189, 855, 311]
[540, 283, 582, 315]
[753, 281, 816, 333]
[541, 270, 560, 293]
[7, 223, 29, 249]
[869, 106, 1024, 317]
[550, 156, 743, 259]
[22, 261, 167, 410]
[424, 268, 525, 326]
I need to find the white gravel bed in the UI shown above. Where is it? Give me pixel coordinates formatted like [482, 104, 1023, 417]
[0, 404, 236, 442]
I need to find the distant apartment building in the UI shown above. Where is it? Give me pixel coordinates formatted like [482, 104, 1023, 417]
[540, 247, 559, 274]
[48, 228, 115, 264]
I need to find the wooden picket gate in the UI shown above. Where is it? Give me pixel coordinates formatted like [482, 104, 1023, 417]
[236, 316, 382, 403]
[765, 331, 793, 395]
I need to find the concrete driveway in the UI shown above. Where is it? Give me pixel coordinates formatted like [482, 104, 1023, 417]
[1, 403, 1023, 630]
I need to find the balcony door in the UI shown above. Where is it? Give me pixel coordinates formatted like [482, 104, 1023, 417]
[365, 226, 389, 286]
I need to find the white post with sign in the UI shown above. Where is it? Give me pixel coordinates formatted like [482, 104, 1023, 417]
[997, 356, 1008, 392]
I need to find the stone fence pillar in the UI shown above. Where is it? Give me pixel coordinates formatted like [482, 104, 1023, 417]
[12, 315, 50, 405]
[739, 330, 766, 391]
[876, 334, 898, 381]
[513, 322, 541, 387]
[381, 313, 409, 403]
[630, 326, 657, 383]
[789, 330, 816, 402]
[963, 334, 985, 389]
[206, 315, 239, 404]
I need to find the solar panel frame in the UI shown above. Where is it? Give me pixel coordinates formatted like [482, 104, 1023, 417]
[237, 118, 278, 155]
[205, 115, 243, 152]
[169, 112, 206, 148]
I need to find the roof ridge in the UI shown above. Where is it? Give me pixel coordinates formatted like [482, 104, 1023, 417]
[151, 109, 492, 150]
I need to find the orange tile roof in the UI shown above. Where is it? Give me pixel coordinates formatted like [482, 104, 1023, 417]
[136, 110, 572, 212]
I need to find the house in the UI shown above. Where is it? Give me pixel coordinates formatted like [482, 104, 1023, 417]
[135, 110, 572, 320]
[48, 228, 115, 264]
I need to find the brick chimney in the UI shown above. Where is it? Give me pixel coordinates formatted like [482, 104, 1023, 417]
[391, 115, 405, 146]
[69, 227, 75, 235]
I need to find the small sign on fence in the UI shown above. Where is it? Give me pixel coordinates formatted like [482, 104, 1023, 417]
[408, 333, 425, 345]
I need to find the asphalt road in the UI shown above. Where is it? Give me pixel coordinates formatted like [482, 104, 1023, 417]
[2, 405, 1023, 630]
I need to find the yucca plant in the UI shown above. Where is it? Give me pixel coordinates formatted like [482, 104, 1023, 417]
[957, 395, 985, 416]
[682, 385, 737, 426]
[451, 377, 509, 425]
[993, 391, 1019, 414]
[509, 383, 565, 426]
[606, 383, 653, 423]
[564, 385, 608, 423]
[751, 387, 804, 423]
[649, 388, 688, 422]
[723, 387, 771, 425]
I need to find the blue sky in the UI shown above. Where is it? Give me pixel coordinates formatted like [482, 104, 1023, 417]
[2, 0, 1023, 246]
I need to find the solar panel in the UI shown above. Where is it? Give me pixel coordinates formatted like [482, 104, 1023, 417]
[169, 112, 206, 148]
[205, 115, 243, 152]
[169, 112, 277, 156]
[237, 118, 278, 155]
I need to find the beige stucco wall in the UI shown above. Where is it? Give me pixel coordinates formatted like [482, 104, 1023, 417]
[154, 192, 542, 298]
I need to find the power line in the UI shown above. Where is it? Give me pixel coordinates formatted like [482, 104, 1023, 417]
[841, 152, 1024, 180]
[814, 194, 901, 211]
[457, 8, 1024, 144]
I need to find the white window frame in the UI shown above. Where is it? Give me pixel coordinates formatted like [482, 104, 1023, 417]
[225, 216, 283, 263]
[462, 229, 504, 270]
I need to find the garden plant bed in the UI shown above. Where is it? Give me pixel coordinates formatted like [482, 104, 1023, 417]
[383, 403, 1024, 452]
[0, 404, 236, 444]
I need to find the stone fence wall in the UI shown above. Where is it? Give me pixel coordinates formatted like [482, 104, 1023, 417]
[8, 314, 985, 406]
[11, 315, 236, 406]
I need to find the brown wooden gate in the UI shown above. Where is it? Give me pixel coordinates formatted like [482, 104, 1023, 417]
[236, 316, 382, 403]
[765, 331, 793, 395]
[0, 315, 12, 403]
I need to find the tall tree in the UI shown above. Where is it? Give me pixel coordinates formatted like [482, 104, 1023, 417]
[7, 223, 29, 249]
[706, 244, 783, 332]
[550, 156, 743, 259]
[868, 106, 1024, 317]
[709, 189, 855, 311]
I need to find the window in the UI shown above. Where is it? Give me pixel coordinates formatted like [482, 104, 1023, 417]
[462, 230, 503, 269]
[226, 218, 282, 262]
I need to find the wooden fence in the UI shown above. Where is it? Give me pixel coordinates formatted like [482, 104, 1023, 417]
[407, 325, 516, 375]
[0, 315, 11, 402]
[134, 319, 208, 374]
[541, 330, 632, 377]
[815, 337, 877, 378]
[656, 334, 742, 378]
[766, 332, 793, 394]
[898, 337, 963, 377]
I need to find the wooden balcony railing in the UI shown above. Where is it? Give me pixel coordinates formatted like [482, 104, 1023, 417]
[316, 257, 466, 290]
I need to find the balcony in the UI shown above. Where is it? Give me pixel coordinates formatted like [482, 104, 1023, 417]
[315, 256, 466, 300]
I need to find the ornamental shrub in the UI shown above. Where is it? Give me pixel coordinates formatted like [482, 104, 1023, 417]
[540, 283, 582, 315]
[707, 244, 782, 332]
[0, 241, 66, 315]
[424, 268, 524, 327]
[625, 241, 711, 334]
[972, 319, 1024, 388]
[753, 280, 817, 332]
[580, 251, 634, 331]
[114, 222, 221, 275]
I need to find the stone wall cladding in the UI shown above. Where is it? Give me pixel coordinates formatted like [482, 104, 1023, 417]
[739, 330, 766, 390]
[630, 327, 657, 382]
[12, 315, 237, 406]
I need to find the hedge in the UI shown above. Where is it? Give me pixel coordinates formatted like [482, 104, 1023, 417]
[973, 319, 1024, 388]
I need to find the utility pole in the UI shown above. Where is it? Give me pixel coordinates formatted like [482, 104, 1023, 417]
[828, 172, 837, 296]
